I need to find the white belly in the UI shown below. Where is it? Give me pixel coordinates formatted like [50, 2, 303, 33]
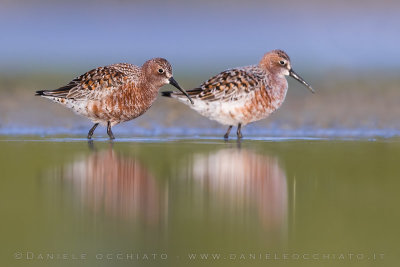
[43, 96, 89, 118]
[178, 97, 252, 126]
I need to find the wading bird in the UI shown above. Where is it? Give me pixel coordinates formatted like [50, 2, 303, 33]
[36, 58, 193, 139]
[162, 50, 313, 139]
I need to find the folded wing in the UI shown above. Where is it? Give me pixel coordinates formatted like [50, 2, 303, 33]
[189, 67, 267, 102]
[36, 64, 138, 100]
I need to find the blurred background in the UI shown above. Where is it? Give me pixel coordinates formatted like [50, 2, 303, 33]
[2, 2, 400, 266]
[1, 0, 400, 137]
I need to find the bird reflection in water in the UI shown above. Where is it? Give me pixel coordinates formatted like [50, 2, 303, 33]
[61, 146, 166, 225]
[190, 148, 287, 234]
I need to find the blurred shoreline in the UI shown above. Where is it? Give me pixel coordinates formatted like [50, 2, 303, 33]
[0, 71, 399, 139]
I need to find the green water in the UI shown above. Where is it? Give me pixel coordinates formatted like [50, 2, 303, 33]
[0, 138, 399, 267]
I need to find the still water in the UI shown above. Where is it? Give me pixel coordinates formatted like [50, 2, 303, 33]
[0, 137, 399, 267]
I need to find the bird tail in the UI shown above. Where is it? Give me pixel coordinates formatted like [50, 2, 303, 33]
[35, 90, 45, 96]
[162, 88, 202, 98]
[35, 80, 75, 97]
[35, 87, 71, 98]
[161, 91, 173, 97]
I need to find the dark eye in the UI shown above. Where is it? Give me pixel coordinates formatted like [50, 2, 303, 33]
[158, 68, 164, 73]
[279, 60, 285, 65]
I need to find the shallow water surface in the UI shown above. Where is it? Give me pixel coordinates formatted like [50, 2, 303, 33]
[0, 138, 399, 266]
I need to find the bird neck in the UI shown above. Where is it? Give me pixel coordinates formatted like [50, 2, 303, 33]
[124, 74, 159, 108]
[141, 82, 160, 102]
[266, 72, 288, 108]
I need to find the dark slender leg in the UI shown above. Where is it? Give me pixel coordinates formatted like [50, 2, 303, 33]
[87, 123, 99, 139]
[224, 125, 233, 139]
[237, 123, 243, 139]
[107, 121, 115, 140]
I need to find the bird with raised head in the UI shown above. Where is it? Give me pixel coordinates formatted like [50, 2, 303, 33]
[162, 50, 313, 139]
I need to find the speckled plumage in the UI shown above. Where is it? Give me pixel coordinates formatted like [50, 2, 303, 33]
[36, 58, 192, 139]
[162, 50, 314, 139]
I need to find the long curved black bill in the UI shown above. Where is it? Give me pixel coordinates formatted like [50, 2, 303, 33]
[169, 77, 194, 104]
[289, 69, 315, 93]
